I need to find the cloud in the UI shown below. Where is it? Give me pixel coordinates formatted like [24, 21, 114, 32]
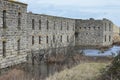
[20, 0, 120, 9]
[20, 0, 120, 7]
[19, 0, 120, 26]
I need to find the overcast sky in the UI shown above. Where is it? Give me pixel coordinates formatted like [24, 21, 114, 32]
[19, 0, 120, 26]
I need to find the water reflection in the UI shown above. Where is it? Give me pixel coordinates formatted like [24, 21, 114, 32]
[0, 46, 118, 80]
[19, 59, 74, 80]
[83, 46, 120, 57]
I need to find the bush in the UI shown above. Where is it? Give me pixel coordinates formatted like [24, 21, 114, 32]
[101, 53, 120, 80]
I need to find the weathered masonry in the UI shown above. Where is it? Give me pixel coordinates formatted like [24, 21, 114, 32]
[27, 13, 75, 52]
[0, 0, 27, 68]
[0, 0, 114, 69]
[75, 18, 113, 47]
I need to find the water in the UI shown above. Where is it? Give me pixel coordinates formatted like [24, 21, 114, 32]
[0, 57, 75, 80]
[83, 46, 120, 57]
[24, 62, 65, 78]
[0, 46, 119, 80]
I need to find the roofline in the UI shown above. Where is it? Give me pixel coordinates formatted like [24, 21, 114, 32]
[8, 0, 28, 5]
[27, 12, 75, 20]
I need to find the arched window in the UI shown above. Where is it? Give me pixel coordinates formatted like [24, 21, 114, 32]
[53, 35, 55, 43]
[32, 19, 35, 30]
[17, 39, 20, 54]
[73, 24, 75, 31]
[3, 10, 6, 28]
[3, 41, 6, 57]
[61, 20, 62, 30]
[18, 12, 21, 28]
[67, 36, 69, 42]
[32, 36, 34, 45]
[88, 27, 90, 30]
[109, 36, 111, 42]
[47, 20, 49, 30]
[67, 22, 69, 30]
[39, 20, 41, 30]
[46, 36, 48, 43]
[98, 27, 100, 29]
[39, 36, 41, 44]
[60, 35, 62, 42]
[105, 35, 106, 42]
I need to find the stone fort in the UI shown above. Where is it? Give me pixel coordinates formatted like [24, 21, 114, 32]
[0, 0, 114, 68]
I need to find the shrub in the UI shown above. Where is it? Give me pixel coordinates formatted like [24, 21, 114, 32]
[101, 53, 120, 80]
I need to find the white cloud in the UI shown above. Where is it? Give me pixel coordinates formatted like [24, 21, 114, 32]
[19, 0, 120, 26]
[19, 0, 120, 7]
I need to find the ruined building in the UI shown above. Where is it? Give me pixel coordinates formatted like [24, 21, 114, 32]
[113, 24, 120, 43]
[75, 18, 113, 47]
[0, 0, 114, 68]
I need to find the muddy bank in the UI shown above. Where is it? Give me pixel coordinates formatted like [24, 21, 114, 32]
[112, 41, 120, 46]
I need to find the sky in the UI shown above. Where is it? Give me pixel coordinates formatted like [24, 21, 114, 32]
[19, 0, 120, 26]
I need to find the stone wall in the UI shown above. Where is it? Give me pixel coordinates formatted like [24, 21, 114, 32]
[75, 18, 113, 47]
[27, 13, 75, 55]
[0, 0, 27, 68]
[102, 18, 113, 46]
[113, 24, 120, 43]
[0, 0, 115, 69]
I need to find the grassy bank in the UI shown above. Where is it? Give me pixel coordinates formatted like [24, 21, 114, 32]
[46, 62, 109, 80]
[0, 54, 112, 80]
[100, 53, 120, 80]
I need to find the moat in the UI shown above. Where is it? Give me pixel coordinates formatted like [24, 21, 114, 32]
[83, 46, 120, 57]
[0, 46, 119, 80]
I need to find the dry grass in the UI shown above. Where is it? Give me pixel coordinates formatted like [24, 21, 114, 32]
[0, 55, 111, 80]
[46, 62, 109, 80]
[0, 69, 26, 80]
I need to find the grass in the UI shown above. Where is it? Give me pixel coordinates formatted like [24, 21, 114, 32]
[100, 54, 120, 80]
[46, 62, 109, 80]
[0, 54, 112, 80]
